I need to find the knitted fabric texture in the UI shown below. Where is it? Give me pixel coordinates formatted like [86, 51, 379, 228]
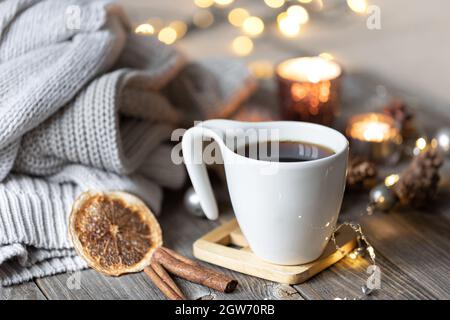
[0, 0, 255, 286]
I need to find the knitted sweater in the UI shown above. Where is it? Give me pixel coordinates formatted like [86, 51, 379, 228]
[0, 0, 254, 286]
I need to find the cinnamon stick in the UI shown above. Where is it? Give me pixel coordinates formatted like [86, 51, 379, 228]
[144, 264, 185, 300]
[150, 261, 186, 299]
[161, 247, 232, 281]
[153, 247, 238, 293]
[161, 247, 198, 266]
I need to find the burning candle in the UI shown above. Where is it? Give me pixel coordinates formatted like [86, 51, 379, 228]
[276, 56, 342, 126]
[346, 113, 402, 163]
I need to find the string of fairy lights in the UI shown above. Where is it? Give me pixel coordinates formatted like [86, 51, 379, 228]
[134, 0, 370, 59]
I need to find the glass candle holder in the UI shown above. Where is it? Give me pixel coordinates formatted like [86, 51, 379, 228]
[276, 56, 342, 126]
[346, 113, 402, 164]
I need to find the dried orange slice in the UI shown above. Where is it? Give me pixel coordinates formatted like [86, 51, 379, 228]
[69, 191, 162, 276]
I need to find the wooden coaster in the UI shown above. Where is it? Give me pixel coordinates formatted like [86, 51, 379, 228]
[193, 219, 357, 284]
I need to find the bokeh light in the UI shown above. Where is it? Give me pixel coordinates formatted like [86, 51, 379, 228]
[248, 60, 274, 79]
[232, 36, 254, 56]
[194, 0, 214, 8]
[228, 8, 249, 27]
[347, 0, 368, 14]
[416, 137, 428, 151]
[315, 0, 324, 10]
[278, 13, 301, 37]
[158, 27, 177, 45]
[287, 5, 309, 24]
[384, 174, 400, 187]
[169, 21, 188, 39]
[134, 23, 154, 35]
[215, 0, 234, 6]
[193, 10, 214, 28]
[264, 0, 285, 9]
[277, 11, 288, 23]
[242, 16, 265, 37]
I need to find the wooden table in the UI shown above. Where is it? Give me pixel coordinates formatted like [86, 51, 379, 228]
[1, 1, 450, 300]
[2, 73, 449, 300]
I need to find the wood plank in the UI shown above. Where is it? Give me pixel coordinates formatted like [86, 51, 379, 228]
[0, 282, 46, 300]
[33, 190, 302, 300]
[300, 185, 450, 300]
[294, 169, 450, 300]
[359, 210, 450, 299]
[294, 250, 438, 300]
[157, 192, 304, 300]
[35, 269, 165, 300]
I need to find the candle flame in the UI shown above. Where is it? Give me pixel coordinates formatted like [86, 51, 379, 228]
[347, 113, 398, 143]
[277, 57, 341, 82]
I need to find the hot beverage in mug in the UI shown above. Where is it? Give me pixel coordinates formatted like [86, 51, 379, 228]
[182, 120, 349, 265]
[239, 140, 335, 162]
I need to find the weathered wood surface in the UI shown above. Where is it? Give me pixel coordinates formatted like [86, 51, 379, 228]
[2, 0, 450, 300]
[0, 282, 46, 300]
[29, 195, 304, 300]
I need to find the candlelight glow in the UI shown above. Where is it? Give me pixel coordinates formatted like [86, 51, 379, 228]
[232, 36, 253, 56]
[264, 0, 285, 8]
[319, 52, 334, 61]
[347, 0, 368, 14]
[135, 23, 154, 35]
[347, 113, 398, 143]
[228, 8, 249, 27]
[277, 56, 341, 125]
[277, 57, 341, 83]
[242, 16, 265, 37]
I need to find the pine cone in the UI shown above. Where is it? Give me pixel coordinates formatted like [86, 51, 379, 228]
[393, 148, 443, 207]
[346, 158, 378, 190]
[383, 100, 414, 127]
[383, 100, 417, 139]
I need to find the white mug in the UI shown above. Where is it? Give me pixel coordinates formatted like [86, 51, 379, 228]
[182, 120, 349, 265]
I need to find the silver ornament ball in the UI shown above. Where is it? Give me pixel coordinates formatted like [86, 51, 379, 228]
[369, 184, 397, 212]
[184, 187, 205, 217]
[361, 284, 373, 296]
[433, 128, 450, 156]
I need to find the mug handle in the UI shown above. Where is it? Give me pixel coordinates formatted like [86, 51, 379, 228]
[182, 126, 225, 220]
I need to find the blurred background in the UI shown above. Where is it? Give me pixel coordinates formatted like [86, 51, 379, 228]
[119, 0, 450, 115]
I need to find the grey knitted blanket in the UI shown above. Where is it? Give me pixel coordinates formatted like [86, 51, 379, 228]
[0, 0, 254, 286]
